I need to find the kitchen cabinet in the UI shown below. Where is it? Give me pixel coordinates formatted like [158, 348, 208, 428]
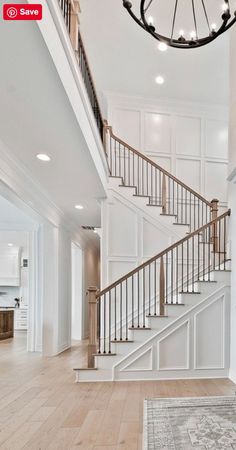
[14, 308, 28, 330]
[0, 247, 21, 286]
[0, 310, 14, 340]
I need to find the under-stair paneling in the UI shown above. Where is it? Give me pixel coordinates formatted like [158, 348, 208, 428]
[142, 218, 171, 258]
[102, 189, 183, 288]
[158, 321, 190, 371]
[106, 94, 228, 208]
[194, 295, 225, 370]
[108, 197, 138, 257]
[113, 284, 230, 381]
[109, 260, 137, 284]
[122, 347, 153, 372]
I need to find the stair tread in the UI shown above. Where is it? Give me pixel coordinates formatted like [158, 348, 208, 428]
[93, 353, 117, 356]
[73, 367, 98, 371]
[179, 291, 201, 294]
[160, 213, 177, 217]
[119, 184, 136, 189]
[166, 303, 185, 306]
[147, 315, 168, 318]
[197, 280, 217, 283]
[133, 194, 149, 198]
[129, 327, 151, 330]
[174, 222, 190, 226]
[111, 340, 134, 343]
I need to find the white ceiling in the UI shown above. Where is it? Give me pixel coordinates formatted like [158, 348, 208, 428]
[0, 19, 105, 229]
[79, 0, 230, 106]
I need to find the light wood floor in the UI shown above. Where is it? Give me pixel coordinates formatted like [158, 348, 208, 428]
[0, 332, 235, 450]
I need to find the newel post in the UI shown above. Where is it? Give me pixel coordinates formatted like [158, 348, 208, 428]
[103, 120, 109, 156]
[162, 174, 167, 214]
[159, 256, 165, 316]
[211, 199, 219, 252]
[70, 0, 80, 51]
[87, 286, 98, 368]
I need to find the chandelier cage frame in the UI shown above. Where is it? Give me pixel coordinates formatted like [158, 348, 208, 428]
[123, 0, 236, 49]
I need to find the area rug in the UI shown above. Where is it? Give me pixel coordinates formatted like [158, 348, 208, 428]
[143, 396, 236, 449]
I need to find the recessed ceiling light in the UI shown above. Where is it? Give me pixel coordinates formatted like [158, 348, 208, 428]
[155, 75, 165, 85]
[158, 42, 168, 52]
[75, 205, 84, 210]
[36, 154, 51, 162]
[8, 243, 13, 247]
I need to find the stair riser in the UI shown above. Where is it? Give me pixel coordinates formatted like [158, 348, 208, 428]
[75, 369, 112, 382]
[213, 271, 231, 283]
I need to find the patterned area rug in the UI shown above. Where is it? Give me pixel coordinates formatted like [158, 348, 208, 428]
[144, 396, 236, 449]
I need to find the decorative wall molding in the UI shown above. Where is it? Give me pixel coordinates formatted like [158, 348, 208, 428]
[194, 295, 225, 370]
[122, 346, 153, 372]
[113, 283, 230, 381]
[106, 93, 228, 208]
[157, 320, 190, 371]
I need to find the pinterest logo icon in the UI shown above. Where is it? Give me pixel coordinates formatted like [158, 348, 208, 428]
[6, 6, 17, 18]
[3, 4, 42, 20]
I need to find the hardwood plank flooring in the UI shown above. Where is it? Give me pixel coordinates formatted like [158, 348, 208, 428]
[0, 332, 235, 449]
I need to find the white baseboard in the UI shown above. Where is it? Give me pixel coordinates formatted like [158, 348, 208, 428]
[229, 368, 236, 385]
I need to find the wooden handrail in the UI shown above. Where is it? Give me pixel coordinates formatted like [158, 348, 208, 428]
[105, 125, 212, 208]
[58, 0, 105, 142]
[76, 29, 104, 129]
[97, 209, 230, 298]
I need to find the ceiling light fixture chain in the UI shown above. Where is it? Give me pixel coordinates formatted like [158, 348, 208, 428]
[123, 0, 236, 49]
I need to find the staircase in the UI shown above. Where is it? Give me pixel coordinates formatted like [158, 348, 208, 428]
[55, 0, 231, 383]
[74, 126, 231, 383]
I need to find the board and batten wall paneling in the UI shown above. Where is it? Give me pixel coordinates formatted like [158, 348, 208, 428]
[107, 95, 228, 206]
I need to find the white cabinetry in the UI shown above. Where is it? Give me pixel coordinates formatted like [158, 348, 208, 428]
[14, 308, 28, 330]
[0, 247, 21, 286]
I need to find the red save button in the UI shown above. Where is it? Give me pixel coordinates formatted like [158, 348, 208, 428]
[3, 4, 42, 20]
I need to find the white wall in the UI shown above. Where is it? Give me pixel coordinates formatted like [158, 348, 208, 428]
[229, 27, 236, 383]
[106, 93, 229, 208]
[83, 244, 100, 338]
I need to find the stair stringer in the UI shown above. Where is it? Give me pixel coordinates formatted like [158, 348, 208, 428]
[108, 176, 190, 234]
[101, 183, 190, 290]
[112, 281, 230, 381]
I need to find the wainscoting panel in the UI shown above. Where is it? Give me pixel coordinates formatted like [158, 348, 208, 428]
[144, 112, 172, 154]
[194, 296, 225, 370]
[113, 284, 230, 381]
[158, 321, 190, 371]
[176, 158, 201, 193]
[107, 94, 228, 208]
[175, 116, 201, 156]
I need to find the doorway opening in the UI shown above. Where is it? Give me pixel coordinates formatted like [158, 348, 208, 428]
[71, 242, 83, 342]
[0, 194, 41, 353]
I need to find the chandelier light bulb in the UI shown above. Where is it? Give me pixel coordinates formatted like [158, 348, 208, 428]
[211, 23, 217, 31]
[222, 2, 229, 12]
[190, 31, 196, 39]
[148, 15, 154, 25]
[179, 29, 185, 36]
[158, 42, 168, 52]
[155, 75, 165, 85]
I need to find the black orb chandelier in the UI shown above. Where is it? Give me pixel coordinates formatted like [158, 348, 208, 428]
[123, 0, 236, 49]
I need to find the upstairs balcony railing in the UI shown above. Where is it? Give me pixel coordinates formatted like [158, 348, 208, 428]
[58, 0, 104, 141]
